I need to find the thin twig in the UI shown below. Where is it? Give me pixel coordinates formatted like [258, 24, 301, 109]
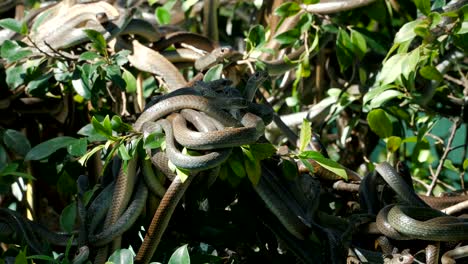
[442, 199, 468, 215]
[426, 118, 461, 195]
[301, 0, 376, 14]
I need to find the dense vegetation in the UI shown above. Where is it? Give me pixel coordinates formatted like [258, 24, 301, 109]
[0, 0, 467, 263]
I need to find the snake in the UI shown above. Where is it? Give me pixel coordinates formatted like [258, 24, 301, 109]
[171, 112, 265, 150]
[28, 1, 131, 53]
[152, 31, 217, 52]
[373, 162, 468, 241]
[142, 119, 232, 170]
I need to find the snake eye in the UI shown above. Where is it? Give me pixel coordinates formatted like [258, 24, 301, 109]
[398, 256, 404, 263]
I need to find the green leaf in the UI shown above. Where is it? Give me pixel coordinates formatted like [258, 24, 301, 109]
[92, 116, 112, 139]
[443, 159, 459, 173]
[155, 7, 171, 25]
[182, 0, 198, 11]
[274, 28, 301, 45]
[228, 152, 246, 178]
[299, 119, 312, 152]
[246, 25, 266, 52]
[419, 65, 443, 82]
[27, 72, 53, 95]
[0, 18, 27, 34]
[77, 124, 108, 142]
[122, 69, 137, 93]
[6, 64, 27, 89]
[60, 202, 76, 233]
[456, 21, 468, 34]
[3, 129, 31, 156]
[111, 115, 133, 133]
[369, 89, 405, 109]
[105, 64, 126, 90]
[67, 138, 88, 157]
[203, 64, 224, 81]
[386, 136, 402, 153]
[414, 21, 430, 38]
[463, 159, 468, 171]
[53, 61, 72, 82]
[414, 0, 431, 15]
[274, 2, 301, 17]
[112, 50, 131, 66]
[350, 29, 367, 60]
[242, 147, 261, 185]
[281, 158, 298, 180]
[25, 136, 77, 161]
[108, 248, 135, 264]
[103, 116, 113, 134]
[72, 68, 92, 100]
[83, 29, 108, 57]
[144, 132, 165, 149]
[0, 40, 32, 62]
[15, 249, 28, 264]
[78, 145, 105, 166]
[247, 144, 277, 160]
[378, 53, 405, 85]
[401, 48, 420, 79]
[299, 151, 347, 180]
[367, 109, 393, 138]
[168, 244, 190, 264]
[394, 20, 419, 44]
[118, 143, 132, 161]
[336, 29, 354, 72]
[79, 51, 101, 61]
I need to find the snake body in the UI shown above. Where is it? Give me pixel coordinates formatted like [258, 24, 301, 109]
[374, 162, 468, 242]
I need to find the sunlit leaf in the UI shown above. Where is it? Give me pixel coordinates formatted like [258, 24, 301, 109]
[108, 248, 135, 264]
[79, 51, 101, 61]
[78, 145, 105, 166]
[168, 244, 190, 264]
[0, 40, 32, 62]
[443, 159, 459, 173]
[414, 0, 431, 15]
[386, 136, 402, 153]
[274, 2, 301, 17]
[369, 89, 405, 109]
[367, 109, 393, 138]
[203, 64, 223, 81]
[463, 159, 468, 171]
[299, 119, 312, 152]
[299, 151, 347, 180]
[275, 28, 301, 45]
[83, 29, 107, 57]
[394, 20, 419, 44]
[350, 30, 367, 60]
[378, 53, 405, 85]
[155, 7, 171, 25]
[122, 69, 137, 93]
